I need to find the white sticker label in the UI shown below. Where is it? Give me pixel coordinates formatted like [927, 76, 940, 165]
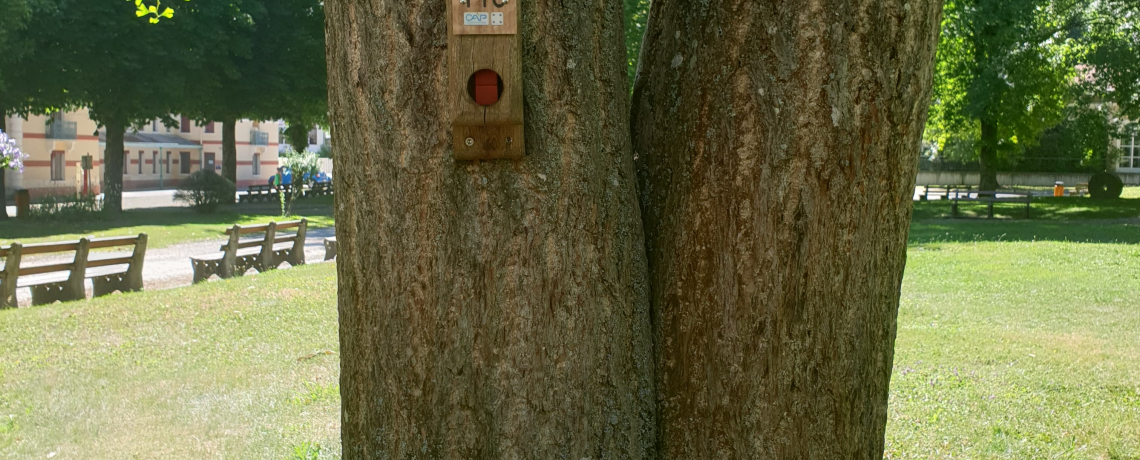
[463, 12, 489, 26]
[491, 12, 504, 26]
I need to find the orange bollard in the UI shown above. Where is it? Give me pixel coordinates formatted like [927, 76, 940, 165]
[1054, 181, 1064, 197]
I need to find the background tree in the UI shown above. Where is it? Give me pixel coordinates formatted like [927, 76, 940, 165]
[18, 0, 260, 213]
[926, 0, 1099, 190]
[0, 0, 35, 220]
[327, 0, 655, 457]
[183, 0, 326, 199]
[631, 0, 942, 456]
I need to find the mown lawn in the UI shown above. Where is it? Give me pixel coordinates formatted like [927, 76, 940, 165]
[0, 196, 334, 250]
[0, 264, 341, 459]
[2, 197, 1139, 459]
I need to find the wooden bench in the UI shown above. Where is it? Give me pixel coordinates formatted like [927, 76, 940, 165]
[951, 191, 1032, 218]
[1075, 183, 1089, 197]
[190, 220, 307, 284]
[323, 237, 337, 261]
[1, 234, 148, 308]
[922, 185, 973, 201]
[240, 184, 277, 203]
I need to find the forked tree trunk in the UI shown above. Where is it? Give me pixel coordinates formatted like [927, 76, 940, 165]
[326, 1, 655, 458]
[222, 117, 238, 203]
[102, 117, 126, 213]
[631, 0, 942, 457]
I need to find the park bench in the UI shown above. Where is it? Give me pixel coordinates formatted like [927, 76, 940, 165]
[240, 184, 277, 203]
[323, 237, 337, 261]
[951, 191, 1032, 219]
[0, 234, 148, 307]
[190, 220, 307, 284]
[308, 182, 334, 198]
[921, 185, 972, 201]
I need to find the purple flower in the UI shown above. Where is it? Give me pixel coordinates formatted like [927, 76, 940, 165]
[0, 130, 28, 173]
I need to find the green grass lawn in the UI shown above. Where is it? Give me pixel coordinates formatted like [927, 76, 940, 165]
[0, 264, 341, 459]
[2, 195, 1139, 459]
[0, 196, 334, 250]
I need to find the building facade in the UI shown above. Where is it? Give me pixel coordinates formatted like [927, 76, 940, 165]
[3, 110, 280, 199]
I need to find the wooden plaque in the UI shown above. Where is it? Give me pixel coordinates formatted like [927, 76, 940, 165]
[451, 0, 518, 35]
[447, 0, 525, 160]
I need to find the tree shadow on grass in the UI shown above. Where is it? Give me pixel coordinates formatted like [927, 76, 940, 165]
[909, 197, 1140, 245]
[910, 219, 1140, 245]
[0, 201, 333, 243]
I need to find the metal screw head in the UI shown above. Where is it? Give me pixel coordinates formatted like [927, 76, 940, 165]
[460, 0, 468, 4]
[465, 137, 475, 147]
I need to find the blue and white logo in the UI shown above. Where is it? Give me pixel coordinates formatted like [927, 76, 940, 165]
[464, 12, 490, 26]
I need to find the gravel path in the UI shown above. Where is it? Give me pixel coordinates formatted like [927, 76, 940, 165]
[11, 226, 336, 307]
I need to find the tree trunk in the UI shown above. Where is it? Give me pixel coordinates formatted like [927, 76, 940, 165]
[222, 117, 238, 203]
[326, 1, 655, 459]
[979, 116, 1000, 191]
[1, 104, 8, 221]
[102, 117, 126, 214]
[631, 0, 942, 457]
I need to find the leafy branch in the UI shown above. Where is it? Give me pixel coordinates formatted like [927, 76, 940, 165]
[129, 0, 187, 24]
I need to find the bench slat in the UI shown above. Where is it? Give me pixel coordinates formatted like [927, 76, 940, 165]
[88, 236, 140, 249]
[224, 220, 304, 235]
[86, 256, 135, 269]
[235, 234, 300, 250]
[19, 263, 76, 277]
[19, 241, 81, 256]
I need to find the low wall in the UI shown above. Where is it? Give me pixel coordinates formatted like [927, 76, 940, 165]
[916, 171, 1140, 187]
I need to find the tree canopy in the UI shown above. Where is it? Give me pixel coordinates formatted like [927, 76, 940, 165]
[926, 0, 1140, 187]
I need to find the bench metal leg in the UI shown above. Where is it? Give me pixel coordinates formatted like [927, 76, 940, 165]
[987, 202, 995, 218]
[951, 202, 959, 218]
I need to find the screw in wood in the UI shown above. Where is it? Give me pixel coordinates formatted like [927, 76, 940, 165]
[465, 137, 475, 147]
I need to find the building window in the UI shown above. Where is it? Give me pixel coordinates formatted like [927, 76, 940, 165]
[205, 122, 215, 134]
[138, 152, 144, 174]
[252, 153, 261, 176]
[180, 152, 191, 174]
[152, 119, 159, 132]
[181, 115, 191, 133]
[124, 153, 129, 174]
[51, 151, 65, 181]
[166, 152, 172, 174]
[1120, 135, 1138, 169]
[152, 152, 158, 174]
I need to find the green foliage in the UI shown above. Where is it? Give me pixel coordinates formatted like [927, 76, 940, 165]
[927, 0, 1077, 160]
[24, 194, 104, 221]
[128, 0, 180, 24]
[624, 0, 651, 89]
[927, 0, 1140, 177]
[279, 150, 320, 216]
[174, 169, 236, 213]
[316, 142, 332, 159]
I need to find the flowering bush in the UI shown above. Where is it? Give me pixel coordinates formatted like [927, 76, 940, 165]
[0, 130, 27, 172]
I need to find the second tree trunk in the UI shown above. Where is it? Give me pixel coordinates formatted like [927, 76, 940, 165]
[632, 0, 943, 456]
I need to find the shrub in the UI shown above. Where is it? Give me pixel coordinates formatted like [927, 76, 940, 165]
[1088, 172, 1124, 199]
[26, 194, 104, 221]
[175, 170, 236, 213]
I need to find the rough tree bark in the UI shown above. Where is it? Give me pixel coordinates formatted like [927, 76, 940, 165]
[102, 117, 126, 213]
[326, 0, 655, 458]
[631, 0, 942, 457]
[222, 117, 238, 203]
